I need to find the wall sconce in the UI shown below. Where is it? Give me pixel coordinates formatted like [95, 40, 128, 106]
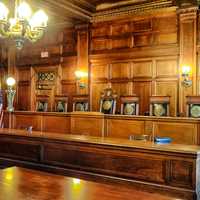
[181, 65, 192, 87]
[6, 77, 16, 112]
[75, 70, 88, 89]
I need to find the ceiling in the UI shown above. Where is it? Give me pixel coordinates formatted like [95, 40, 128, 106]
[87, 0, 153, 10]
[1, 0, 184, 27]
[35, 0, 177, 25]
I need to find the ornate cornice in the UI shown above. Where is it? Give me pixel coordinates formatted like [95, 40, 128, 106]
[177, 6, 198, 14]
[177, 6, 198, 21]
[91, 0, 175, 22]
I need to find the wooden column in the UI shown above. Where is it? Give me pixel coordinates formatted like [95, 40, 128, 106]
[8, 44, 17, 78]
[178, 6, 198, 114]
[76, 24, 89, 95]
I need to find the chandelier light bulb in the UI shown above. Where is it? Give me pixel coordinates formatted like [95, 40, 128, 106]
[30, 10, 48, 29]
[6, 77, 16, 87]
[17, 2, 32, 19]
[0, 2, 8, 20]
[9, 18, 17, 27]
[75, 71, 88, 79]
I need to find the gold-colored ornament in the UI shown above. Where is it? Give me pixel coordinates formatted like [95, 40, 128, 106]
[124, 104, 135, 115]
[191, 105, 200, 118]
[154, 104, 166, 117]
[103, 100, 112, 110]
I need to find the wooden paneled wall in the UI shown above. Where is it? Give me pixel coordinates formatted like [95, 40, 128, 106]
[90, 12, 179, 115]
[14, 27, 78, 111]
[91, 56, 179, 115]
[1, 6, 200, 116]
[90, 13, 177, 53]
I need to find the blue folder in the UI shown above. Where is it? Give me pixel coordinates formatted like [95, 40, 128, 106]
[154, 137, 172, 144]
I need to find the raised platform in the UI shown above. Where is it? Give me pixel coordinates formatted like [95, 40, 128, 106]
[0, 128, 199, 199]
[4, 111, 200, 145]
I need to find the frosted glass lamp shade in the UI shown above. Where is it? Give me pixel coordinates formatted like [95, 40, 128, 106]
[30, 10, 48, 28]
[0, 2, 8, 20]
[6, 77, 16, 87]
[17, 2, 32, 19]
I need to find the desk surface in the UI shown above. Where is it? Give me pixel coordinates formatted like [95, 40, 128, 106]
[0, 128, 200, 155]
[0, 167, 181, 200]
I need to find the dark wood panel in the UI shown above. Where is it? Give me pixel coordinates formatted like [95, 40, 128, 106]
[17, 83, 31, 111]
[106, 119, 145, 139]
[110, 62, 131, 80]
[61, 82, 76, 111]
[44, 143, 166, 183]
[42, 116, 70, 133]
[70, 114, 104, 136]
[61, 57, 77, 81]
[91, 64, 109, 81]
[133, 81, 152, 115]
[5, 111, 200, 145]
[13, 114, 42, 131]
[170, 160, 194, 188]
[0, 129, 198, 200]
[154, 122, 197, 145]
[0, 139, 41, 162]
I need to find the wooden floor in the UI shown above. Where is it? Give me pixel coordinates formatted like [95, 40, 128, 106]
[0, 167, 183, 200]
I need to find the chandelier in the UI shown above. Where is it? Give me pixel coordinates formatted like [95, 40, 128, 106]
[0, 0, 48, 49]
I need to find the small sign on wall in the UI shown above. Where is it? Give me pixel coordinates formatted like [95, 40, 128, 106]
[41, 51, 49, 58]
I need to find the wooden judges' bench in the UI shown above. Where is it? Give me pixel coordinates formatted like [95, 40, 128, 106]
[0, 128, 199, 200]
[4, 111, 200, 145]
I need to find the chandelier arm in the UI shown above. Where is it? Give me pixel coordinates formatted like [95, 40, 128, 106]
[25, 27, 45, 43]
[0, 23, 10, 37]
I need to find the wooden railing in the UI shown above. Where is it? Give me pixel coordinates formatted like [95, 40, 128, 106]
[3, 111, 200, 145]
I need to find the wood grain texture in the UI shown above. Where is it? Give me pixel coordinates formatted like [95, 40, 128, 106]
[4, 111, 200, 145]
[0, 128, 199, 199]
[1, 2, 200, 119]
[0, 167, 184, 200]
[70, 112, 104, 136]
[42, 115, 70, 133]
[106, 119, 145, 138]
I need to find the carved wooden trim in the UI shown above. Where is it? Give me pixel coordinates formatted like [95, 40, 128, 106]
[178, 5, 197, 114]
[91, 1, 175, 22]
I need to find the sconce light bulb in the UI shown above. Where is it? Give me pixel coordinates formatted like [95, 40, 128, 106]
[182, 65, 191, 75]
[75, 70, 88, 79]
[6, 77, 16, 87]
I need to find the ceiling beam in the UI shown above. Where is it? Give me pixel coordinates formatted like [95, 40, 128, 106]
[43, 0, 92, 21]
[67, 0, 96, 12]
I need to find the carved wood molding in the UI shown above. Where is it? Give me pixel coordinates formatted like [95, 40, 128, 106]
[91, 0, 175, 22]
[89, 44, 179, 64]
[177, 6, 198, 21]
